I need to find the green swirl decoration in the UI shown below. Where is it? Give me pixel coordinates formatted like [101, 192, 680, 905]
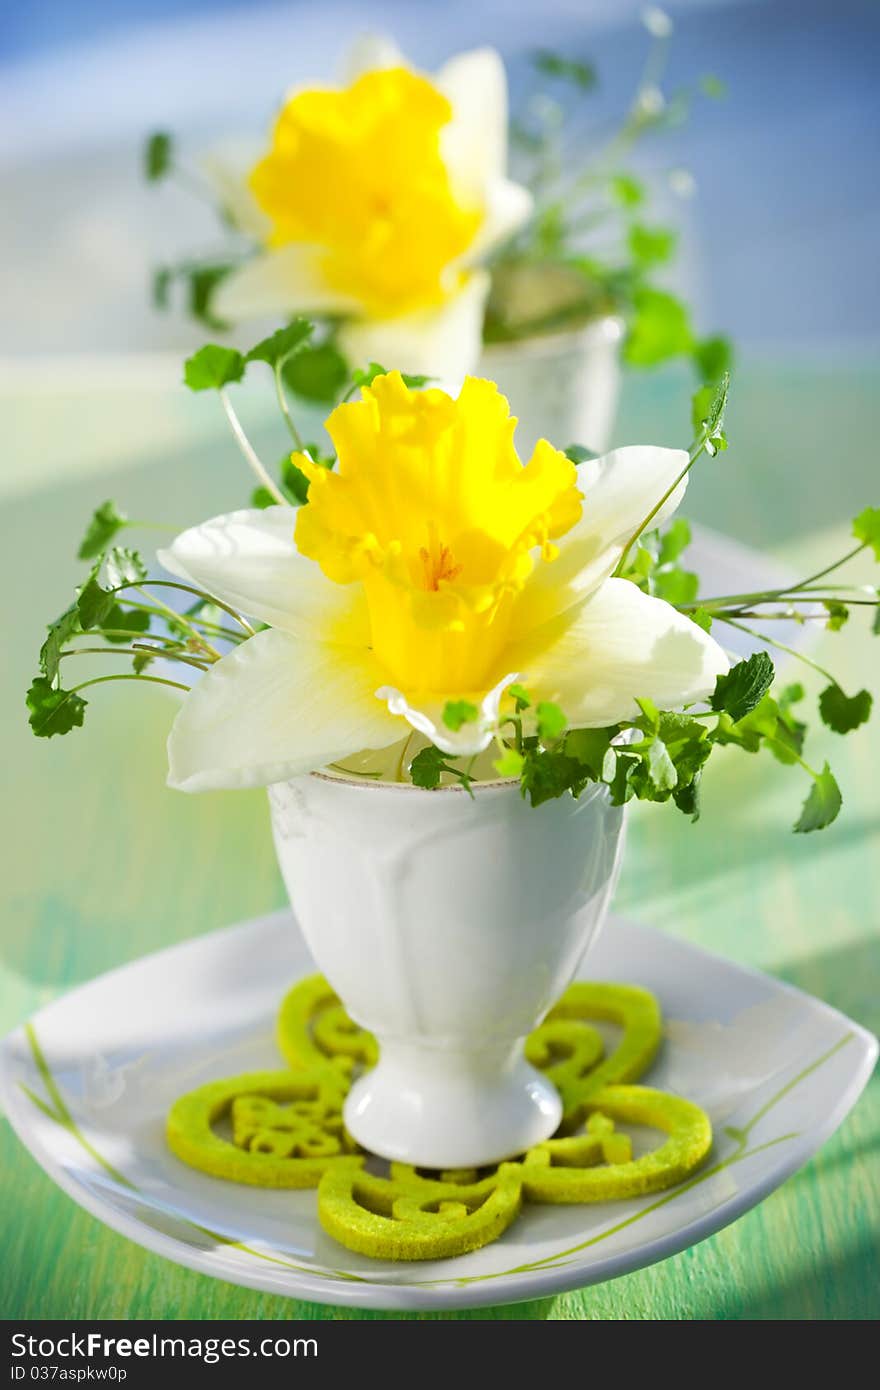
[164, 973, 714, 1260]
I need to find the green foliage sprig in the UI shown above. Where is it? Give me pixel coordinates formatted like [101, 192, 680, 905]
[26, 335, 879, 834]
[486, 11, 731, 380]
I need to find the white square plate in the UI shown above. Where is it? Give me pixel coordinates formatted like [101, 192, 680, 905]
[1, 911, 874, 1312]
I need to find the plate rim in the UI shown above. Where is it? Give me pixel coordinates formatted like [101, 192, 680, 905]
[1, 911, 876, 1312]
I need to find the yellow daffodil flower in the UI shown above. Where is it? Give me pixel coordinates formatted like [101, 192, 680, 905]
[207, 37, 532, 377]
[161, 373, 728, 791]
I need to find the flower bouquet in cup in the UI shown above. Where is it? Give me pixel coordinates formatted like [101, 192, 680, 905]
[27, 323, 878, 1164]
[145, 11, 728, 452]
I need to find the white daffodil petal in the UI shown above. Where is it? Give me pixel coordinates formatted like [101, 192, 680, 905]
[466, 177, 533, 263]
[514, 578, 728, 727]
[344, 32, 408, 80]
[376, 672, 519, 757]
[516, 445, 690, 634]
[158, 507, 370, 646]
[212, 245, 362, 323]
[200, 142, 272, 240]
[337, 270, 490, 382]
[437, 47, 508, 200]
[167, 629, 400, 792]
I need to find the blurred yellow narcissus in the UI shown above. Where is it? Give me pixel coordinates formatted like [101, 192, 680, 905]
[208, 38, 533, 378]
[159, 373, 729, 792]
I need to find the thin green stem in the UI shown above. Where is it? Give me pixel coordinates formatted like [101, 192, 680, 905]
[113, 599, 245, 644]
[715, 615, 839, 686]
[68, 672, 191, 696]
[60, 646, 210, 672]
[114, 581, 255, 637]
[133, 585, 219, 660]
[219, 388, 286, 506]
[274, 356, 305, 451]
[794, 542, 866, 591]
[614, 453, 699, 579]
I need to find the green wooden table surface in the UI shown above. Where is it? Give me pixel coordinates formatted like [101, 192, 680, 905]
[2, 357, 878, 1320]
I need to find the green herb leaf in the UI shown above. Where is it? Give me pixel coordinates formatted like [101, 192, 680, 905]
[628, 223, 677, 267]
[566, 727, 615, 776]
[284, 342, 348, 402]
[710, 651, 775, 722]
[653, 567, 699, 605]
[152, 266, 172, 310]
[699, 74, 728, 99]
[658, 517, 691, 566]
[564, 444, 599, 463]
[693, 335, 733, 383]
[494, 747, 525, 778]
[822, 599, 850, 631]
[507, 683, 531, 712]
[692, 371, 730, 455]
[40, 606, 81, 683]
[536, 700, 567, 742]
[100, 605, 150, 644]
[610, 174, 645, 208]
[624, 288, 693, 368]
[78, 548, 147, 629]
[144, 132, 172, 182]
[794, 763, 842, 833]
[409, 745, 445, 789]
[818, 684, 873, 734]
[689, 607, 714, 632]
[77, 501, 127, 560]
[521, 750, 590, 807]
[26, 677, 87, 738]
[183, 344, 245, 391]
[442, 699, 479, 732]
[187, 265, 233, 331]
[532, 50, 597, 90]
[853, 506, 880, 560]
[245, 319, 313, 368]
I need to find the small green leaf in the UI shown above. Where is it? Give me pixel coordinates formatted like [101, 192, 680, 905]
[536, 701, 567, 742]
[710, 651, 775, 722]
[245, 319, 313, 368]
[521, 750, 589, 807]
[284, 342, 348, 402]
[507, 683, 531, 712]
[532, 50, 597, 89]
[700, 74, 728, 99]
[78, 548, 147, 629]
[144, 131, 172, 181]
[442, 699, 479, 732]
[693, 335, 733, 383]
[100, 605, 150, 644]
[853, 506, 880, 560]
[183, 344, 245, 391]
[658, 518, 692, 566]
[187, 265, 233, 331]
[673, 773, 701, 820]
[77, 501, 127, 560]
[152, 266, 172, 309]
[26, 677, 87, 738]
[818, 684, 873, 734]
[646, 737, 678, 792]
[610, 174, 645, 208]
[409, 745, 445, 789]
[691, 372, 730, 455]
[494, 747, 525, 778]
[627, 223, 677, 267]
[40, 606, 81, 683]
[794, 763, 842, 833]
[689, 607, 713, 632]
[822, 600, 850, 631]
[564, 444, 599, 464]
[653, 567, 699, 605]
[565, 727, 615, 776]
[624, 288, 693, 368]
